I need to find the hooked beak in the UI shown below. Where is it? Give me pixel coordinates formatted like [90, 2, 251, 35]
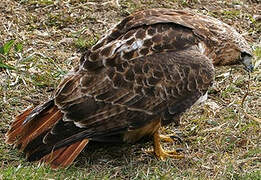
[241, 54, 254, 72]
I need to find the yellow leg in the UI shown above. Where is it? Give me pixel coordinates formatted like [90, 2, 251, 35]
[159, 134, 183, 143]
[152, 129, 184, 160]
[159, 134, 174, 143]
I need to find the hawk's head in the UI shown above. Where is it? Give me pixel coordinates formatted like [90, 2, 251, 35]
[197, 14, 254, 72]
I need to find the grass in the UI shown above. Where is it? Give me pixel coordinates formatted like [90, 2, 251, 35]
[0, 0, 260, 179]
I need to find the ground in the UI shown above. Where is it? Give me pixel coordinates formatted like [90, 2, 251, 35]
[0, 0, 260, 179]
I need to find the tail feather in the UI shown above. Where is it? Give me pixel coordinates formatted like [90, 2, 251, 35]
[5, 107, 34, 144]
[40, 139, 89, 169]
[24, 130, 49, 158]
[18, 107, 63, 150]
[5, 100, 89, 169]
[40, 146, 67, 164]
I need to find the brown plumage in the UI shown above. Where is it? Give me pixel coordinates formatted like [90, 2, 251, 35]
[6, 8, 253, 168]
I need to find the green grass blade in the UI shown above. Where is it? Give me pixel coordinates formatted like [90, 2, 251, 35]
[0, 61, 15, 70]
[0, 40, 15, 55]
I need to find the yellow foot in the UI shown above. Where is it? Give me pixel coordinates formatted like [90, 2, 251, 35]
[159, 134, 183, 143]
[155, 147, 184, 160]
[146, 147, 184, 160]
[159, 134, 174, 143]
[146, 129, 184, 160]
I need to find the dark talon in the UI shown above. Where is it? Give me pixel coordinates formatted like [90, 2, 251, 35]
[170, 135, 183, 143]
[175, 148, 184, 153]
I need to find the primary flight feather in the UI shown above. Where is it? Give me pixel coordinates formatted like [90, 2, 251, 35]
[6, 8, 253, 168]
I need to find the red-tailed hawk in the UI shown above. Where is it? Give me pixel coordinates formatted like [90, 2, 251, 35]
[6, 9, 253, 168]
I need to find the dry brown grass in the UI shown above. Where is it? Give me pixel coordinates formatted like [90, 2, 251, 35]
[0, 0, 260, 179]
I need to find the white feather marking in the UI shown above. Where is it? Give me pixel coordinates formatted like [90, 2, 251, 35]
[117, 39, 144, 53]
[195, 92, 208, 105]
[74, 121, 86, 128]
[62, 114, 73, 122]
[131, 39, 143, 50]
[198, 42, 206, 54]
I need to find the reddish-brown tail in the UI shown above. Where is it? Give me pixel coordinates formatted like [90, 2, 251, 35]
[40, 139, 89, 169]
[5, 100, 89, 169]
[5, 107, 34, 145]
